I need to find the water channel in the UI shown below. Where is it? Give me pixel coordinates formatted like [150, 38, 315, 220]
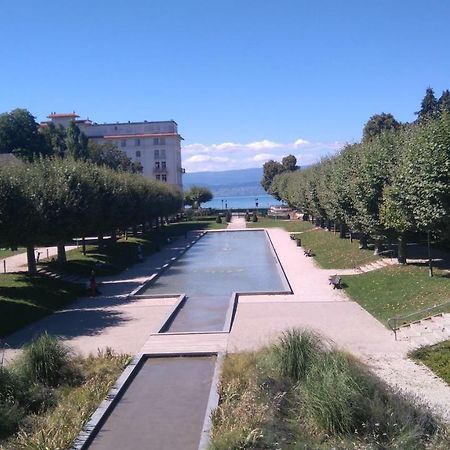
[85, 231, 290, 449]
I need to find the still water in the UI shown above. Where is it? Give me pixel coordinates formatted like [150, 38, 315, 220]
[203, 194, 282, 210]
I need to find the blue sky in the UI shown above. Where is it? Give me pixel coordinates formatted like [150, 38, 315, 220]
[1, 0, 449, 171]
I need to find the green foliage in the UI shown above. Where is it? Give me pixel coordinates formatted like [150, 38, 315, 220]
[251, 211, 258, 222]
[261, 159, 284, 192]
[65, 121, 89, 159]
[211, 330, 447, 449]
[272, 329, 322, 381]
[342, 265, 450, 324]
[362, 112, 400, 142]
[16, 332, 78, 387]
[87, 141, 143, 173]
[416, 87, 439, 121]
[0, 109, 50, 159]
[184, 185, 213, 208]
[0, 342, 130, 447]
[216, 215, 222, 224]
[0, 157, 182, 272]
[411, 340, 450, 385]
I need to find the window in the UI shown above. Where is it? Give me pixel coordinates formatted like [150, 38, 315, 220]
[154, 149, 160, 159]
[135, 150, 141, 158]
[121, 140, 126, 147]
[135, 139, 140, 146]
[114, 126, 118, 130]
[153, 137, 166, 145]
[160, 149, 166, 159]
[155, 161, 160, 169]
[161, 161, 166, 169]
[162, 174, 167, 182]
[156, 175, 161, 181]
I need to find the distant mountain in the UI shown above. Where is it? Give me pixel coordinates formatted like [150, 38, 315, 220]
[183, 167, 266, 196]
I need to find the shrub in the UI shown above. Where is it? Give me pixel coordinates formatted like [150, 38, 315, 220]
[252, 211, 258, 222]
[272, 329, 322, 381]
[216, 215, 222, 224]
[244, 212, 250, 222]
[17, 332, 79, 387]
[226, 211, 232, 222]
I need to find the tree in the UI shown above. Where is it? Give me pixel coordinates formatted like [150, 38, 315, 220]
[282, 154, 298, 172]
[184, 185, 213, 208]
[416, 87, 438, 121]
[362, 113, 400, 142]
[88, 141, 143, 173]
[261, 160, 284, 192]
[438, 90, 450, 114]
[0, 109, 49, 159]
[41, 122, 67, 157]
[66, 121, 89, 159]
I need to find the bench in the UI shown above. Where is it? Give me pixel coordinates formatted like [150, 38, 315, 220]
[304, 248, 313, 257]
[328, 275, 342, 289]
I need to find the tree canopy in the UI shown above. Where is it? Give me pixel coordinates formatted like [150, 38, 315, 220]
[362, 113, 400, 142]
[184, 185, 213, 208]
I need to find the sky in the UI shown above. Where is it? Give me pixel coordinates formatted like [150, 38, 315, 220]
[1, 0, 449, 172]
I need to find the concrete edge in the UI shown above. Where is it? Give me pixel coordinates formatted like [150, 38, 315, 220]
[71, 352, 219, 450]
[129, 231, 207, 297]
[264, 229, 294, 295]
[198, 352, 225, 450]
[154, 294, 187, 333]
[71, 351, 146, 450]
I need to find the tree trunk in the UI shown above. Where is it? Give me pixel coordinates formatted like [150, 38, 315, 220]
[373, 239, 383, 256]
[320, 218, 325, 228]
[339, 223, 346, 239]
[98, 233, 104, 250]
[326, 220, 332, 231]
[397, 234, 407, 264]
[359, 233, 368, 249]
[57, 242, 66, 263]
[82, 236, 87, 255]
[132, 225, 138, 236]
[111, 231, 117, 243]
[27, 245, 37, 274]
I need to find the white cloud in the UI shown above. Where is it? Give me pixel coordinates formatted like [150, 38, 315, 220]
[182, 138, 344, 172]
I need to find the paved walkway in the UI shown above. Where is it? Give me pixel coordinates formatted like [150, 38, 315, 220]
[227, 216, 246, 229]
[1, 245, 78, 273]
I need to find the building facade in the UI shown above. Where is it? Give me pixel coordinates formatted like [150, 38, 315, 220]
[43, 113, 184, 191]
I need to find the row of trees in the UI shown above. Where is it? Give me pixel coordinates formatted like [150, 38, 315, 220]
[268, 110, 450, 265]
[0, 109, 142, 172]
[0, 157, 182, 273]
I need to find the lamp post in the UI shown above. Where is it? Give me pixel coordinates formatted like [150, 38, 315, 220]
[255, 197, 259, 209]
[221, 199, 224, 210]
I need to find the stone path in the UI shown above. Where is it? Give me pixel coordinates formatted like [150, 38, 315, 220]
[1, 245, 78, 273]
[227, 216, 246, 229]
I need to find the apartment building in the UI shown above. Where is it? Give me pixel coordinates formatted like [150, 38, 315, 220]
[43, 113, 184, 190]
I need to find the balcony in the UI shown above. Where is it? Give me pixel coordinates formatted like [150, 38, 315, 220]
[153, 166, 168, 174]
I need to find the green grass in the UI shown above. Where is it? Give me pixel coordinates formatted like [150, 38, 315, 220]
[246, 217, 315, 232]
[249, 218, 383, 269]
[411, 340, 450, 385]
[0, 273, 83, 338]
[0, 248, 25, 259]
[211, 329, 448, 450]
[342, 265, 450, 325]
[40, 220, 226, 277]
[0, 335, 130, 449]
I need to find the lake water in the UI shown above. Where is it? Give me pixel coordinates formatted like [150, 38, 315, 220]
[203, 194, 281, 210]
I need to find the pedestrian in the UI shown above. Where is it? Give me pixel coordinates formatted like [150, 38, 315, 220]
[89, 270, 100, 296]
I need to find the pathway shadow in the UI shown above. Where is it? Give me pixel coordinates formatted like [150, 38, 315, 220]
[4, 307, 129, 350]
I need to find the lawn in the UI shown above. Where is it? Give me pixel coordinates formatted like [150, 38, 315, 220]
[411, 340, 450, 385]
[251, 218, 381, 269]
[0, 247, 25, 259]
[0, 273, 83, 337]
[342, 265, 450, 325]
[246, 217, 315, 232]
[39, 220, 226, 277]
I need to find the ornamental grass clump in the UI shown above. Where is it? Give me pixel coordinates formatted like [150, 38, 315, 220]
[210, 329, 449, 449]
[16, 332, 80, 387]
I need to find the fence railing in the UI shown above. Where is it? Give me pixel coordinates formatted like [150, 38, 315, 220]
[388, 300, 450, 340]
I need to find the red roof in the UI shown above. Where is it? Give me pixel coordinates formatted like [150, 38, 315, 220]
[47, 113, 79, 119]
